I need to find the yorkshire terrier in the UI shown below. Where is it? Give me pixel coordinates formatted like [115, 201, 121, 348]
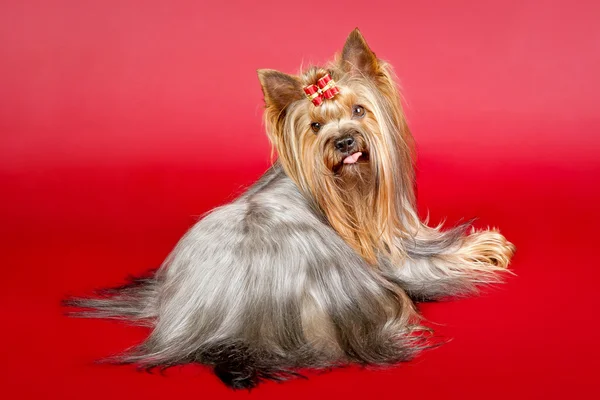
[66, 29, 515, 389]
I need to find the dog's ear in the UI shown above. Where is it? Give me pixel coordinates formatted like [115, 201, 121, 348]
[340, 28, 380, 77]
[257, 69, 304, 114]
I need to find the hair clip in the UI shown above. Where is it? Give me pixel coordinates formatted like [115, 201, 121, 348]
[303, 73, 340, 106]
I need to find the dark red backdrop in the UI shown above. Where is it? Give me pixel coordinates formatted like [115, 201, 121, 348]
[1, 1, 599, 399]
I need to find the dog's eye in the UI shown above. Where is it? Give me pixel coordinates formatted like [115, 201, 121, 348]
[352, 105, 366, 118]
[310, 122, 322, 133]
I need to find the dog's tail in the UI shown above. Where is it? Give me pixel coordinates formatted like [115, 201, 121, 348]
[63, 273, 160, 323]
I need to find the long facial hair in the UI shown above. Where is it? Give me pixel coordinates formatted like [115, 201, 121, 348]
[259, 31, 419, 264]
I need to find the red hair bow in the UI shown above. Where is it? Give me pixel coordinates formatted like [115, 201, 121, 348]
[303, 74, 340, 106]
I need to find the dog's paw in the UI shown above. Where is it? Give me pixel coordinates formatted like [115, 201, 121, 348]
[464, 228, 515, 270]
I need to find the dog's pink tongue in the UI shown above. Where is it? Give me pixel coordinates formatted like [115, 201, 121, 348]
[343, 152, 362, 164]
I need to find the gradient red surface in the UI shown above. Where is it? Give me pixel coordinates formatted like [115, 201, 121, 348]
[1, 1, 599, 399]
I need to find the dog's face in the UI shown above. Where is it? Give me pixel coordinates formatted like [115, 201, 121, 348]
[258, 29, 417, 263]
[294, 81, 373, 178]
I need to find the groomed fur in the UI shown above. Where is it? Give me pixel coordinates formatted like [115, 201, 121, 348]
[65, 29, 514, 389]
[66, 166, 429, 389]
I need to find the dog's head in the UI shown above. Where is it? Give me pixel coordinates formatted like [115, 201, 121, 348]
[258, 29, 417, 263]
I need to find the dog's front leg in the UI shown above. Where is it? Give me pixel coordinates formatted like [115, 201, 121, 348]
[392, 224, 515, 301]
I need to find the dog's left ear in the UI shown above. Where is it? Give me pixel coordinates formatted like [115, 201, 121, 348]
[340, 28, 380, 77]
[257, 69, 304, 115]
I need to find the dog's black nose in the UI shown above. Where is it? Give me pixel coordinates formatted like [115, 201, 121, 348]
[334, 136, 356, 153]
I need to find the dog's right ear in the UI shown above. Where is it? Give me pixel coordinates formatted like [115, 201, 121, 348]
[340, 28, 380, 78]
[257, 69, 304, 115]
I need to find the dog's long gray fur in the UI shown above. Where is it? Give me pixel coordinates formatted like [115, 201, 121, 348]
[66, 164, 502, 388]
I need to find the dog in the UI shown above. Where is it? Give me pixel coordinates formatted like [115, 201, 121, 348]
[65, 28, 515, 390]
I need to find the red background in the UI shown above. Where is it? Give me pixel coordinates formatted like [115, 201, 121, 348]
[1, 1, 599, 398]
